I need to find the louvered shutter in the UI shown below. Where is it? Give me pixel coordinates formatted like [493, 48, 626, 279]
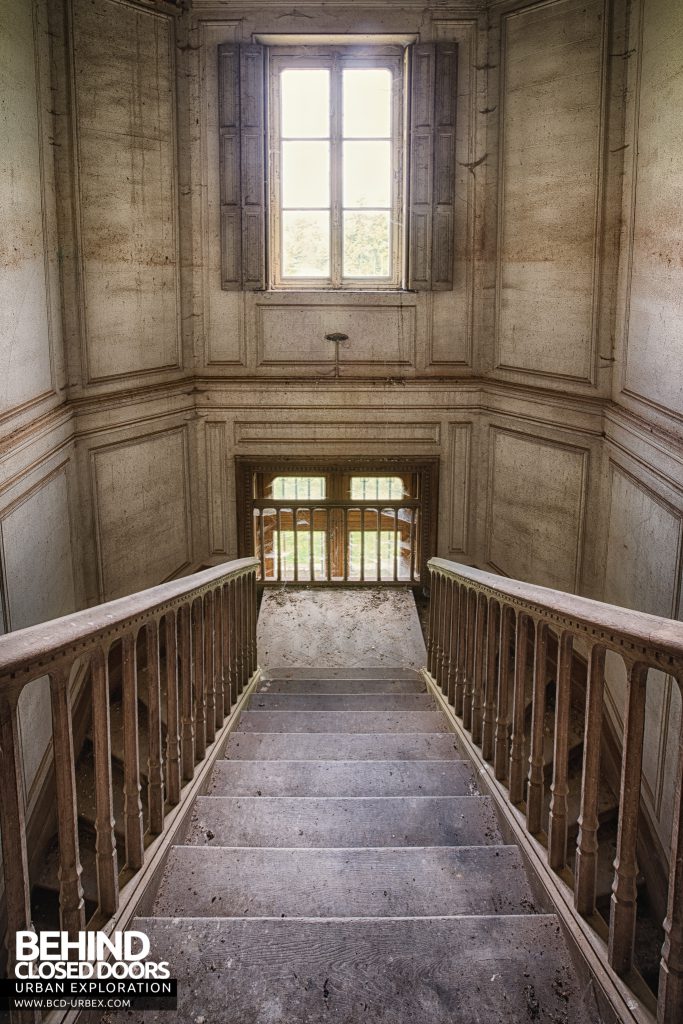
[218, 43, 266, 291]
[407, 42, 458, 291]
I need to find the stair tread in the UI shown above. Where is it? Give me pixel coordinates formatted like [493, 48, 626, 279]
[152, 845, 538, 919]
[256, 678, 427, 694]
[237, 711, 450, 733]
[187, 795, 502, 848]
[106, 916, 600, 1023]
[209, 759, 477, 797]
[248, 693, 436, 712]
[261, 667, 422, 681]
[224, 733, 464, 761]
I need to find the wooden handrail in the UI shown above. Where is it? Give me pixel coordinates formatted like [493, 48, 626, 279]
[427, 557, 683, 1024]
[0, 557, 259, 989]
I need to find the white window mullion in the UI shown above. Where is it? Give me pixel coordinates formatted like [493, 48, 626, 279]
[330, 54, 343, 288]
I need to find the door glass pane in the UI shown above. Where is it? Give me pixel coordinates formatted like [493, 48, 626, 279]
[269, 477, 326, 500]
[282, 141, 330, 208]
[350, 477, 406, 500]
[343, 211, 390, 277]
[281, 69, 330, 138]
[282, 212, 330, 277]
[343, 141, 391, 208]
[343, 69, 392, 138]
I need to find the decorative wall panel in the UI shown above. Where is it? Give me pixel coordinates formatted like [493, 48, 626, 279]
[234, 420, 440, 448]
[486, 427, 588, 591]
[71, 0, 180, 382]
[620, 0, 683, 420]
[602, 462, 682, 842]
[91, 427, 191, 600]
[495, 0, 606, 385]
[0, 0, 54, 416]
[447, 422, 472, 554]
[256, 304, 416, 368]
[206, 421, 229, 556]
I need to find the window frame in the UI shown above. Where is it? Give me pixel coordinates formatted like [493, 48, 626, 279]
[267, 45, 407, 291]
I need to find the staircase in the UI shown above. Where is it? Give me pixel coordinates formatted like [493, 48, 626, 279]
[108, 666, 601, 1023]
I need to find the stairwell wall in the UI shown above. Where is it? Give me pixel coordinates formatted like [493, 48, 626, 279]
[0, 0, 83, 804]
[599, 0, 683, 860]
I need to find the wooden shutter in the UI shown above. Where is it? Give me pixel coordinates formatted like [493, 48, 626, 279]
[407, 43, 458, 291]
[218, 43, 266, 291]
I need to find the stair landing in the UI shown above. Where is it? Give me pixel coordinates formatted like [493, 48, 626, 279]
[105, 668, 601, 1023]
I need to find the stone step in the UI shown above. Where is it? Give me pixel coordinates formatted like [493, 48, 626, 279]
[260, 667, 422, 681]
[236, 710, 450, 733]
[209, 759, 476, 797]
[151, 846, 537, 919]
[256, 677, 427, 694]
[248, 693, 436, 712]
[224, 732, 463, 761]
[107, 916, 600, 1024]
[186, 795, 502, 848]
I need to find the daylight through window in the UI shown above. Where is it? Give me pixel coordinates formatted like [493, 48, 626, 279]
[270, 49, 405, 288]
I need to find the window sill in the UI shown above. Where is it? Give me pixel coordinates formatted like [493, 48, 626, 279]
[256, 288, 417, 299]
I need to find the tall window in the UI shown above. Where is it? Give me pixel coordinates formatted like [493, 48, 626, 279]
[269, 48, 405, 289]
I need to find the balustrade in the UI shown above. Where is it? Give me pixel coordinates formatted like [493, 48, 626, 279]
[427, 557, 683, 1024]
[0, 557, 258, 1001]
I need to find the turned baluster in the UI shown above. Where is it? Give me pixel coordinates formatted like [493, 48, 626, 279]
[0, 694, 34, 975]
[222, 581, 233, 713]
[427, 568, 438, 677]
[213, 586, 225, 730]
[204, 591, 216, 745]
[471, 594, 487, 745]
[658, 679, 683, 1024]
[574, 644, 606, 915]
[90, 648, 119, 913]
[431, 573, 442, 680]
[49, 667, 86, 934]
[526, 621, 549, 835]
[454, 585, 467, 715]
[482, 598, 499, 762]
[494, 605, 514, 780]
[446, 582, 459, 704]
[228, 578, 238, 707]
[248, 571, 258, 677]
[121, 634, 144, 871]
[548, 630, 574, 871]
[145, 621, 165, 834]
[241, 574, 250, 691]
[609, 662, 648, 975]
[192, 597, 206, 761]
[438, 577, 452, 691]
[234, 576, 245, 695]
[463, 590, 477, 730]
[164, 610, 181, 805]
[509, 611, 530, 804]
[178, 602, 195, 780]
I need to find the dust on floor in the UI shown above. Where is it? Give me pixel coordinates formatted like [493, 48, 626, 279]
[257, 587, 427, 670]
